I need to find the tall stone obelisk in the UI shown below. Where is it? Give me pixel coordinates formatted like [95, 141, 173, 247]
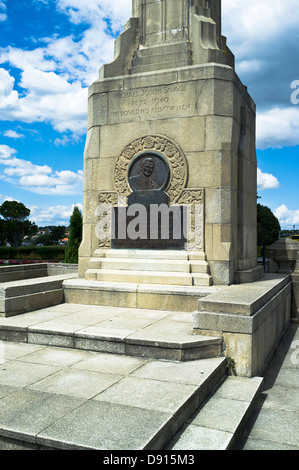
[79, 0, 263, 286]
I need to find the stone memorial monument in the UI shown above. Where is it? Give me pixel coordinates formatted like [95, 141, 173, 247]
[78, 0, 263, 287]
[63, 0, 293, 378]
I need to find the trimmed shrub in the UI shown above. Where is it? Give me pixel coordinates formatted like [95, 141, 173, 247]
[0, 246, 65, 261]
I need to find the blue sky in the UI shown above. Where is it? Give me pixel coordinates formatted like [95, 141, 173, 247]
[0, 0, 298, 229]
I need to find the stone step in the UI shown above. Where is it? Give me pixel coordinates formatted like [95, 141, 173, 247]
[0, 275, 76, 318]
[0, 335, 226, 450]
[0, 303, 223, 362]
[88, 269, 194, 286]
[88, 257, 210, 275]
[85, 269, 212, 287]
[167, 376, 263, 450]
[88, 257, 192, 273]
[63, 279, 218, 313]
[93, 249, 192, 260]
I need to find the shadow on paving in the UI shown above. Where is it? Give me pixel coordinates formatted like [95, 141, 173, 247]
[235, 323, 299, 450]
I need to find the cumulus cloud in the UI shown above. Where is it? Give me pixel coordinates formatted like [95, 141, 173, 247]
[257, 107, 299, 149]
[257, 168, 280, 190]
[0, 0, 298, 151]
[3, 129, 25, 139]
[0, 145, 83, 195]
[222, 0, 299, 150]
[30, 202, 83, 225]
[0, 0, 7, 22]
[0, 66, 88, 134]
[275, 205, 299, 227]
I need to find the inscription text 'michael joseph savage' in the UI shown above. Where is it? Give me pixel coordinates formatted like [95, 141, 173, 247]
[111, 84, 193, 118]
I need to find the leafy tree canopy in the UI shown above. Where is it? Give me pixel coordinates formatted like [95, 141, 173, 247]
[0, 201, 30, 221]
[257, 203, 281, 246]
[0, 201, 37, 247]
[65, 206, 82, 264]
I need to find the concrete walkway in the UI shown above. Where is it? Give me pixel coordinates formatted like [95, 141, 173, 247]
[236, 322, 299, 450]
[0, 303, 297, 450]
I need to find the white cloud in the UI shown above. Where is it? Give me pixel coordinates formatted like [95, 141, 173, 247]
[257, 168, 280, 190]
[0, 144, 17, 159]
[257, 107, 299, 149]
[0, 0, 129, 136]
[30, 202, 83, 225]
[56, 0, 130, 32]
[223, 0, 299, 53]
[275, 204, 299, 227]
[0, 66, 88, 134]
[0, 145, 83, 195]
[0, 68, 19, 107]
[0, 0, 7, 21]
[3, 129, 25, 139]
[0, 0, 298, 151]
[19, 170, 83, 195]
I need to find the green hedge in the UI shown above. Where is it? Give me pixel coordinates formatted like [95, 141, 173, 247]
[0, 245, 65, 261]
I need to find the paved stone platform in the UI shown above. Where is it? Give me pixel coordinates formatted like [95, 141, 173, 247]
[0, 304, 222, 361]
[0, 340, 226, 450]
[236, 322, 299, 450]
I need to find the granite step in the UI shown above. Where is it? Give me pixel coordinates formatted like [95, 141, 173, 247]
[86, 250, 212, 286]
[63, 278, 218, 312]
[86, 269, 212, 287]
[88, 257, 192, 273]
[88, 257, 210, 274]
[0, 339, 226, 450]
[167, 376, 263, 450]
[93, 249, 192, 260]
[0, 304, 223, 362]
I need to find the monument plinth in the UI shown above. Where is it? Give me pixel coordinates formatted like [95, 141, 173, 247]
[61, 0, 293, 378]
[78, 0, 262, 286]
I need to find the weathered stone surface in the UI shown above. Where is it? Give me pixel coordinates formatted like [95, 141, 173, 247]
[79, 0, 259, 287]
[193, 274, 292, 376]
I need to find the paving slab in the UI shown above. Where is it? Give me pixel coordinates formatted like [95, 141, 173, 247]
[0, 339, 226, 450]
[36, 400, 173, 450]
[0, 304, 223, 361]
[168, 376, 263, 450]
[236, 323, 299, 450]
[0, 389, 85, 444]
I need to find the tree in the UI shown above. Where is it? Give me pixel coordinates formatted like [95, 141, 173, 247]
[0, 201, 38, 247]
[257, 203, 281, 246]
[0, 219, 7, 246]
[33, 226, 67, 246]
[51, 226, 67, 244]
[65, 206, 82, 263]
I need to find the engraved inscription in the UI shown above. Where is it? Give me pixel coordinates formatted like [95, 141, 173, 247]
[109, 83, 194, 122]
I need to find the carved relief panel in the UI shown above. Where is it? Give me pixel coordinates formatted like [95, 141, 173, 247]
[97, 135, 204, 250]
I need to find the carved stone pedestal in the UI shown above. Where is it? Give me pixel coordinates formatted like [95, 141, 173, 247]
[78, 0, 261, 287]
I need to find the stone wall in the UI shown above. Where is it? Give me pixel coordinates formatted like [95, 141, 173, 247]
[268, 238, 299, 322]
[193, 274, 292, 377]
[0, 263, 78, 283]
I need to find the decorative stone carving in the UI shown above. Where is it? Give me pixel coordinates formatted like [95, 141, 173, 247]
[114, 135, 188, 203]
[177, 189, 205, 251]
